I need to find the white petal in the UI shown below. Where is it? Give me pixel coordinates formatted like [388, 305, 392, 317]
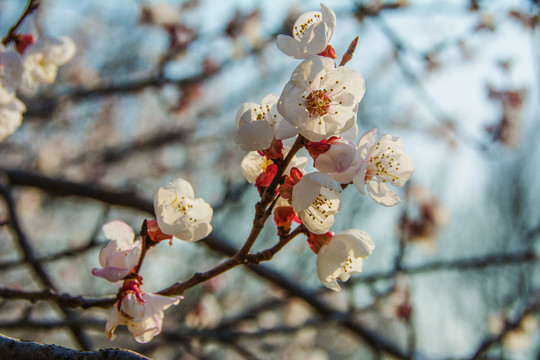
[234, 120, 274, 151]
[314, 140, 357, 173]
[170, 178, 195, 199]
[367, 181, 401, 207]
[105, 307, 124, 341]
[317, 241, 347, 291]
[240, 151, 264, 183]
[300, 210, 334, 234]
[276, 34, 307, 59]
[102, 220, 135, 249]
[142, 293, 183, 316]
[292, 176, 321, 212]
[121, 293, 146, 320]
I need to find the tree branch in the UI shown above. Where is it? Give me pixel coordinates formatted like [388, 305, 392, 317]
[0, 333, 150, 360]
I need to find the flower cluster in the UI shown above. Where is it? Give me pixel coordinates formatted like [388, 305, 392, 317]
[236, 3, 414, 291]
[0, 34, 75, 142]
[93, 178, 213, 342]
[93, 2, 413, 344]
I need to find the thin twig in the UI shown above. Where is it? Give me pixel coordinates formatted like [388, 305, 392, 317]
[1, 0, 39, 46]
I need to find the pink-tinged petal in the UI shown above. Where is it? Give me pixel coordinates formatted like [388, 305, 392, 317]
[125, 242, 142, 267]
[314, 139, 357, 173]
[91, 267, 130, 282]
[102, 220, 134, 249]
[367, 181, 401, 207]
[330, 154, 362, 184]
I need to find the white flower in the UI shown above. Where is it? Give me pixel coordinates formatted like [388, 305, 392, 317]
[21, 36, 76, 90]
[355, 130, 414, 206]
[234, 93, 298, 151]
[317, 229, 374, 291]
[312, 137, 358, 174]
[276, 3, 336, 59]
[0, 47, 24, 104]
[153, 178, 213, 241]
[292, 172, 341, 234]
[91, 221, 141, 282]
[328, 129, 414, 207]
[240, 147, 308, 183]
[277, 55, 365, 142]
[106, 291, 182, 343]
[0, 97, 26, 142]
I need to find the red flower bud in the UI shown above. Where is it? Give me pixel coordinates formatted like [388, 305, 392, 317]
[318, 44, 337, 59]
[145, 219, 173, 243]
[14, 34, 35, 55]
[307, 231, 333, 254]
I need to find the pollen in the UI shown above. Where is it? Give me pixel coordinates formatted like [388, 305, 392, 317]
[305, 89, 332, 116]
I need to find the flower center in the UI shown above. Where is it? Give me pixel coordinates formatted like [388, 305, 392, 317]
[305, 90, 332, 116]
[294, 13, 322, 40]
[366, 143, 401, 184]
[260, 157, 274, 173]
[253, 104, 278, 126]
[172, 196, 197, 222]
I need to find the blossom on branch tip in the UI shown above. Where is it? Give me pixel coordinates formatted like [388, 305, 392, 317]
[153, 178, 213, 241]
[21, 36, 76, 90]
[277, 55, 365, 141]
[106, 280, 182, 343]
[276, 3, 336, 59]
[292, 172, 341, 234]
[316, 229, 374, 291]
[91, 220, 141, 282]
[234, 93, 298, 152]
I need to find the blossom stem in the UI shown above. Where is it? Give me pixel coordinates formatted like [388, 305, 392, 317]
[246, 225, 306, 264]
[158, 225, 306, 296]
[131, 221, 154, 276]
[1, 0, 40, 46]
